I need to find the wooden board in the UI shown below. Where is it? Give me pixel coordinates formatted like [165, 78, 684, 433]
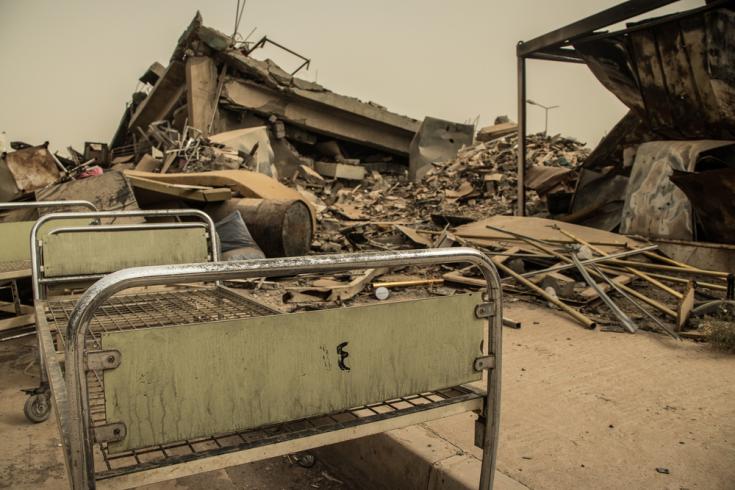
[42, 228, 209, 277]
[126, 174, 232, 204]
[102, 292, 484, 452]
[454, 216, 642, 250]
[124, 169, 316, 229]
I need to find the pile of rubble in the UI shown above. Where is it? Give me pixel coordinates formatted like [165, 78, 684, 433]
[297, 131, 586, 253]
[1, 11, 730, 344]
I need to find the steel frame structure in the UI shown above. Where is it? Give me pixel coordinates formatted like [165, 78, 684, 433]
[513, 0, 713, 216]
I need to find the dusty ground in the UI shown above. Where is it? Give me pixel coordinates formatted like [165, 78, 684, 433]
[0, 299, 733, 489]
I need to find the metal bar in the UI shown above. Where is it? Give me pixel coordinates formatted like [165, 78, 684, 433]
[30, 209, 219, 301]
[47, 223, 207, 236]
[517, 54, 527, 216]
[590, 264, 679, 339]
[599, 264, 727, 292]
[571, 0, 730, 48]
[570, 252, 637, 333]
[606, 259, 729, 278]
[492, 225, 677, 320]
[495, 260, 596, 329]
[526, 48, 587, 64]
[0, 200, 97, 212]
[551, 225, 684, 299]
[517, 245, 659, 279]
[63, 248, 503, 490]
[516, 0, 680, 56]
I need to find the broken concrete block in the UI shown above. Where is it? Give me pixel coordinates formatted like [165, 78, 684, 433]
[483, 173, 503, 194]
[409, 117, 474, 182]
[314, 161, 366, 181]
[476, 121, 517, 142]
[540, 272, 576, 298]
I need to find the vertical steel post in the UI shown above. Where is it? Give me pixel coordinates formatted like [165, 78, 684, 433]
[516, 53, 527, 216]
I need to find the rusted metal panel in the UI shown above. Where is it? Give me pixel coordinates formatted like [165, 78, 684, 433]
[574, 7, 735, 139]
[3, 145, 60, 194]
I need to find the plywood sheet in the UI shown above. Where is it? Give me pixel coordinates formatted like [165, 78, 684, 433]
[454, 215, 641, 249]
[102, 292, 485, 452]
[42, 228, 209, 277]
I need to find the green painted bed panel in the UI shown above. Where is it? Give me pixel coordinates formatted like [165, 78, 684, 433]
[102, 292, 484, 452]
[42, 228, 209, 277]
[0, 219, 93, 264]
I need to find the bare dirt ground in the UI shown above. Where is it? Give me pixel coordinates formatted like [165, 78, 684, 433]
[0, 299, 733, 489]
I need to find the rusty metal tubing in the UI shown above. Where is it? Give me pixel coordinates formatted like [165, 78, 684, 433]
[552, 225, 683, 299]
[515, 245, 659, 279]
[571, 253, 637, 333]
[64, 247, 504, 489]
[30, 209, 219, 300]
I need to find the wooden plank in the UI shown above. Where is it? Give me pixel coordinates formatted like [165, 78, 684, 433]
[185, 56, 219, 136]
[677, 282, 695, 332]
[0, 313, 35, 332]
[102, 293, 484, 452]
[453, 216, 639, 250]
[42, 228, 209, 277]
[127, 174, 231, 203]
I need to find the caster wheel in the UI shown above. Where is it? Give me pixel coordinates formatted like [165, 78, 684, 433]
[296, 452, 316, 468]
[24, 393, 51, 423]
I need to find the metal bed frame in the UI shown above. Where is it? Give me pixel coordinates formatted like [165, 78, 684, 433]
[25, 209, 220, 423]
[36, 242, 503, 489]
[0, 201, 97, 336]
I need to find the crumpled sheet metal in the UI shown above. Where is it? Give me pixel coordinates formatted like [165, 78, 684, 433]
[620, 140, 733, 241]
[574, 6, 735, 139]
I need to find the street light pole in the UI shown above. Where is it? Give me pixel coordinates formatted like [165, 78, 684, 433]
[526, 99, 559, 136]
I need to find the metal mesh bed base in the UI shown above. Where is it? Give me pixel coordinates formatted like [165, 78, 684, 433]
[45, 287, 277, 350]
[41, 285, 484, 482]
[94, 386, 482, 480]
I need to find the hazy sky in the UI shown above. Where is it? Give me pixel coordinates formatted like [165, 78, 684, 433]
[0, 0, 701, 153]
